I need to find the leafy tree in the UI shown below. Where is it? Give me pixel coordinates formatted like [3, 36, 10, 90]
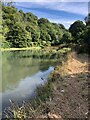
[82, 26, 90, 45]
[2, 4, 79, 48]
[40, 30, 51, 42]
[7, 2, 15, 6]
[6, 22, 32, 48]
[26, 25, 40, 42]
[69, 20, 85, 42]
[58, 23, 65, 29]
[61, 32, 72, 44]
[38, 18, 50, 25]
[25, 12, 38, 24]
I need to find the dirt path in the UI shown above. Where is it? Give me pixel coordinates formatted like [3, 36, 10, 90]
[40, 52, 89, 119]
[66, 52, 89, 74]
[55, 52, 89, 76]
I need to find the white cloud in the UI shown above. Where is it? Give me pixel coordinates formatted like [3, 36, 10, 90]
[15, 2, 88, 16]
[46, 2, 88, 16]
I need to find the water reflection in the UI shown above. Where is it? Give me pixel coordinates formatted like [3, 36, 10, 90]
[1, 50, 60, 109]
[1, 67, 54, 109]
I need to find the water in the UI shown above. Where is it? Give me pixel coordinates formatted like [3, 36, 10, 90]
[0, 50, 61, 111]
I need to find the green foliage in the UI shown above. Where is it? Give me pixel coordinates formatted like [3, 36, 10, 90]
[58, 23, 66, 29]
[1, 40, 11, 48]
[6, 22, 32, 48]
[40, 30, 51, 42]
[83, 26, 90, 44]
[2, 5, 67, 48]
[2, 4, 89, 51]
[61, 31, 72, 44]
[69, 17, 90, 53]
[69, 20, 85, 42]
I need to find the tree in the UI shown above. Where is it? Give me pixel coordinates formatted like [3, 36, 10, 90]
[69, 20, 85, 43]
[25, 12, 38, 24]
[40, 30, 51, 42]
[61, 32, 72, 44]
[7, 2, 15, 6]
[38, 18, 50, 25]
[58, 23, 65, 29]
[2, 4, 71, 48]
[82, 26, 90, 45]
[6, 22, 32, 48]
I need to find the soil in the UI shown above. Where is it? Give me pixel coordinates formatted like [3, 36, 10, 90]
[38, 52, 90, 119]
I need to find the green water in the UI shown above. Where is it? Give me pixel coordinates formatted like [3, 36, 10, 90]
[1, 50, 62, 110]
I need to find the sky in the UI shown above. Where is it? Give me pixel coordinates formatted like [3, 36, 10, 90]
[5, 0, 89, 28]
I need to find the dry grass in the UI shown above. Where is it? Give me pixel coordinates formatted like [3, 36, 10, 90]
[54, 52, 89, 77]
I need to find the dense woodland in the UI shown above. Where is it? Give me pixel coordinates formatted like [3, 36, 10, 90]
[1, 3, 90, 53]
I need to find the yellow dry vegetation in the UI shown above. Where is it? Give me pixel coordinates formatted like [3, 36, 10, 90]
[55, 52, 89, 76]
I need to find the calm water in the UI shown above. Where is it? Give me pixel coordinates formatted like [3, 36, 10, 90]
[1, 50, 62, 110]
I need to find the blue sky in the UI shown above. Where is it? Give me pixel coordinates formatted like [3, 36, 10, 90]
[13, 1, 89, 28]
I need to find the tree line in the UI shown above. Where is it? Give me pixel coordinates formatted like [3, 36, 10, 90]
[1, 3, 90, 53]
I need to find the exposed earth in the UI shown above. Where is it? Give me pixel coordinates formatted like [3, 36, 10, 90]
[36, 52, 89, 119]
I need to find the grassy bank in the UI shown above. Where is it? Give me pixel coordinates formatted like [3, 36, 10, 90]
[0, 44, 72, 52]
[1, 46, 71, 60]
[0, 47, 41, 52]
